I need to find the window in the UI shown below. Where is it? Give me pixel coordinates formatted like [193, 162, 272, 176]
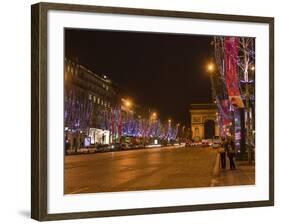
[106, 86, 109, 91]
[101, 100, 104, 106]
[88, 94, 92, 100]
[104, 101, 107, 107]
[93, 95, 96, 103]
[97, 98, 100, 104]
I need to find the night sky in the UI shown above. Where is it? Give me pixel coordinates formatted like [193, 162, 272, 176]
[65, 29, 213, 127]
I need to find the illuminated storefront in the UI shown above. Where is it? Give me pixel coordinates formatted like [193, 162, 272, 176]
[88, 128, 110, 144]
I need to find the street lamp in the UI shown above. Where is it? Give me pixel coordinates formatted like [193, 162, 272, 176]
[151, 112, 157, 121]
[182, 125, 186, 137]
[206, 62, 216, 101]
[121, 98, 133, 111]
[125, 100, 131, 107]
[207, 62, 215, 73]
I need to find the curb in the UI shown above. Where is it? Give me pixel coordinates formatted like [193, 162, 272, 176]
[213, 153, 221, 176]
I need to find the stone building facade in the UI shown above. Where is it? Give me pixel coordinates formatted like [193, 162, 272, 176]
[189, 103, 219, 141]
[64, 58, 117, 149]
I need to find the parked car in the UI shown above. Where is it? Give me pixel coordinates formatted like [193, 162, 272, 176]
[132, 143, 144, 149]
[96, 144, 110, 152]
[202, 139, 209, 147]
[212, 136, 221, 149]
[188, 141, 202, 147]
[202, 139, 212, 147]
[109, 143, 122, 151]
[185, 140, 192, 147]
[121, 143, 130, 150]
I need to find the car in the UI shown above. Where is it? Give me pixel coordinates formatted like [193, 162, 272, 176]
[212, 136, 221, 149]
[121, 143, 130, 150]
[202, 139, 213, 147]
[185, 140, 192, 147]
[133, 143, 145, 149]
[202, 139, 209, 147]
[96, 144, 110, 152]
[189, 141, 201, 147]
[109, 143, 122, 151]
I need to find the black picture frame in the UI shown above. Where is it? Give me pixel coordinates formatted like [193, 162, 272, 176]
[31, 2, 274, 221]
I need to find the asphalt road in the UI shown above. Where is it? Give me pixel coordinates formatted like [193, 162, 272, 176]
[64, 146, 217, 194]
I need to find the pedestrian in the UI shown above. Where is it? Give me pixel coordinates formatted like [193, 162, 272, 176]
[226, 136, 236, 170]
[80, 136, 84, 148]
[73, 137, 77, 152]
[219, 136, 226, 169]
[77, 137, 81, 151]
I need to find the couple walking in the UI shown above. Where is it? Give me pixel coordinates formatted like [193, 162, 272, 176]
[218, 136, 236, 170]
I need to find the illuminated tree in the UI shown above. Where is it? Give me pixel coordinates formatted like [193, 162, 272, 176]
[213, 36, 255, 163]
[64, 89, 94, 132]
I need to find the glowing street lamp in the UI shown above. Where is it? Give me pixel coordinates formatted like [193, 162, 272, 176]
[206, 62, 216, 101]
[122, 98, 132, 108]
[207, 62, 215, 73]
[125, 100, 131, 107]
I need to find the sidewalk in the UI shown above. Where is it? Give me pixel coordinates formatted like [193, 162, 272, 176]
[211, 153, 255, 187]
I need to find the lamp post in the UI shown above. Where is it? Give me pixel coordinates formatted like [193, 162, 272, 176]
[168, 119, 172, 143]
[182, 125, 186, 140]
[176, 123, 180, 142]
[122, 99, 132, 110]
[207, 62, 216, 101]
[121, 98, 133, 143]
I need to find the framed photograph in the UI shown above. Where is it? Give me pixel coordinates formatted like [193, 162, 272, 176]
[31, 2, 274, 221]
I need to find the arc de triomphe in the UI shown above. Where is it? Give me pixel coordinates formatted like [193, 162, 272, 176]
[189, 103, 219, 141]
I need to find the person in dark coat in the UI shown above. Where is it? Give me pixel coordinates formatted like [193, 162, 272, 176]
[220, 136, 227, 169]
[226, 136, 236, 170]
[73, 137, 77, 152]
